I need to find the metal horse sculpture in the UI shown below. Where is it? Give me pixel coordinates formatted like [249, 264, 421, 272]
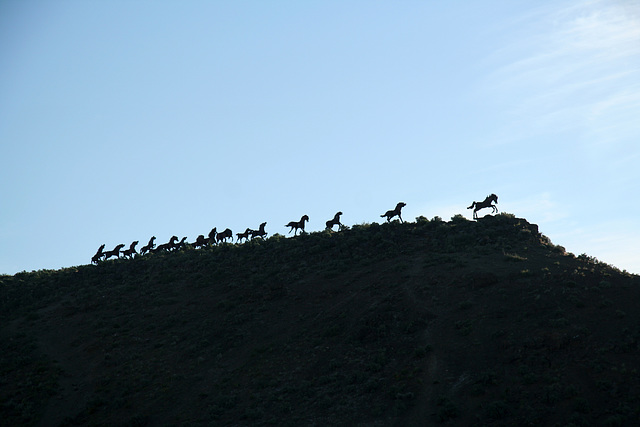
[216, 228, 233, 244]
[139, 236, 156, 256]
[325, 211, 344, 231]
[236, 228, 252, 243]
[286, 215, 309, 236]
[192, 234, 208, 249]
[381, 202, 406, 223]
[467, 193, 498, 219]
[249, 222, 268, 239]
[104, 244, 125, 260]
[91, 244, 106, 264]
[121, 241, 139, 259]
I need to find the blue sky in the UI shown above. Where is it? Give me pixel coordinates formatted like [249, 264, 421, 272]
[1, 0, 639, 275]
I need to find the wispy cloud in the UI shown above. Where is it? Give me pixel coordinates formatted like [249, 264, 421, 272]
[480, 0, 640, 148]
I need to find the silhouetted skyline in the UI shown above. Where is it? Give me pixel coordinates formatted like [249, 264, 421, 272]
[1, 1, 638, 274]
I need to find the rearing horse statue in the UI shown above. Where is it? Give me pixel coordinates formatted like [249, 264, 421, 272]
[467, 193, 498, 219]
[139, 236, 156, 256]
[326, 211, 344, 231]
[91, 244, 106, 264]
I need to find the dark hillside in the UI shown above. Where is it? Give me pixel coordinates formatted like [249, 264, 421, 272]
[1, 214, 639, 426]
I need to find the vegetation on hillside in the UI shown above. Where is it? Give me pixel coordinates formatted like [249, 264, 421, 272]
[1, 214, 639, 426]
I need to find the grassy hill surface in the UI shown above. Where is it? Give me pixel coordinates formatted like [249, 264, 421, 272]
[1, 214, 639, 426]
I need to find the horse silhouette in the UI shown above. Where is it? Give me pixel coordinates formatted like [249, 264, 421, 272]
[326, 211, 344, 231]
[104, 244, 125, 260]
[192, 234, 208, 249]
[175, 237, 188, 250]
[91, 244, 106, 264]
[207, 228, 217, 246]
[236, 228, 252, 243]
[381, 202, 406, 223]
[139, 236, 156, 256]
[467, 193, 498, 219]
[121, 241, 139, 259]
[152, 236, 179, 253]
[216, 228, 233, 244]
[249, 222, 267, 239]
[286, 215, 309, 236]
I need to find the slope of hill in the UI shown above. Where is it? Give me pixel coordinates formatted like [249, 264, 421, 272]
[1, 214, 639, 426]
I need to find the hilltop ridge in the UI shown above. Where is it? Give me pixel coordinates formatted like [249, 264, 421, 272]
[1, 214, 639, 426]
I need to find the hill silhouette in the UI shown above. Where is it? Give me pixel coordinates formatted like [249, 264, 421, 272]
[1, 214, 639, 426]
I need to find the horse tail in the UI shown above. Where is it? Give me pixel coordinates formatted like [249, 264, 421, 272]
[467, 202, 476, 210]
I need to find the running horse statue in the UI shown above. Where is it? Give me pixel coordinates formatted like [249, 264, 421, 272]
[216, 228, 233, 244]
[381, 202, 406, 223]
[249, 222, 268, 239]
[286, 215, 309, 236]
[467, 193, 498, 219]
